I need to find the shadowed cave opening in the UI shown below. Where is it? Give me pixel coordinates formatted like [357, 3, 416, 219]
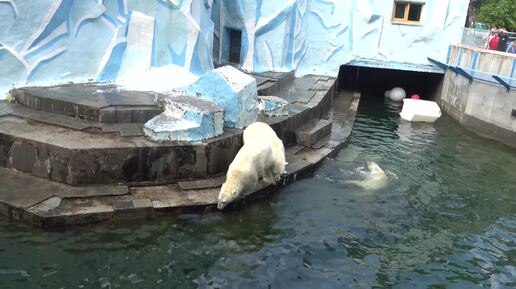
[338, 65, 444, 100]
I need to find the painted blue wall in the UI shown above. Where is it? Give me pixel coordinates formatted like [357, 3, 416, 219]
[216, 0, 470, 76]
[0, 0, 215, 99]
[0, 0, 470, 99]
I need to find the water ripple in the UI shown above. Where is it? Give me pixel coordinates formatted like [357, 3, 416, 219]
[0, 98, 515, 288]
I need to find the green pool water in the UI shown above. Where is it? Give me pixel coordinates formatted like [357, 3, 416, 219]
[1, 97, 515, 289]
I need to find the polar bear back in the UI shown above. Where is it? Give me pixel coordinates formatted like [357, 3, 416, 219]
[229, 141, 275, 182]
[243, 122, 286, 176]
[243, 122, 278, 144]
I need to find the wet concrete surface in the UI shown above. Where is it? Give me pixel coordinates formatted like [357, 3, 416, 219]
[0, 73, 359, 226]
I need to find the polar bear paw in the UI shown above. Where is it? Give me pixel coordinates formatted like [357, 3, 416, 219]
[263, 171, 277, 185]
[263, 176, 275, 184]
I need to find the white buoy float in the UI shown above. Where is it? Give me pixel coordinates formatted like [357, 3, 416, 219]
[400, 98, 442, 123]
[388, 87, 406, 102]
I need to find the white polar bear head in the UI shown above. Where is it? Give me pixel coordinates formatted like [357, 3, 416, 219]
[217, 180, 241, 210]
[366, 161, 384, 174]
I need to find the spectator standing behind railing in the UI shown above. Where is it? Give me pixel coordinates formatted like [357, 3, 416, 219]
[488, 32, 500, 50]
[507, 41, 516, 54]
[485, 25, 498, 49]
[496, 29, 509, 52]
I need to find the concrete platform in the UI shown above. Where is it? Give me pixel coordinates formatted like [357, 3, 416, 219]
[0, 168, 128, 209]
[0, 72, 359, 226]
[0, 73, 336, 185]
[11, 83, 162, 123]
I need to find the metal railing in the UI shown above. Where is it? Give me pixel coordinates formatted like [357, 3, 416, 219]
[428, 57, 515, 91]
[460, 27, 516, 49]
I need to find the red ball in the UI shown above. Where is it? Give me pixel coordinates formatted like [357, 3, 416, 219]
[410, 94, 420, 99]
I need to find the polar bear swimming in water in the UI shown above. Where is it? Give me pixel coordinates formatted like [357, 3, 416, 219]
[343, 161, 388, 191]
[218, 122, 287, 209]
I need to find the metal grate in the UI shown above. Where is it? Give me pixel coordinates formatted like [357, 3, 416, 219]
[229, 29, 242, 64]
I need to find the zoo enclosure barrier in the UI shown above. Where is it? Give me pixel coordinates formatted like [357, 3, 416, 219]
[461, 27, 516, 50]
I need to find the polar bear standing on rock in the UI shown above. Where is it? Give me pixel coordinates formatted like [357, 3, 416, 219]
[243, 122, 287, 182]
[217, 122, 287, 210]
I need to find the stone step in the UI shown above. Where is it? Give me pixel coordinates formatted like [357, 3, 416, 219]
[0, 101, 100, 131]
[249, 71, 295, 96]
[101, 123, 144, 136]
[295, 118, 333, 147]
[327, 90, 354, 125]
[0, 101, 146, 136]
[0, 167, 128, 209]
[0, 114, 242, 186]
[10, 83, 162, 123]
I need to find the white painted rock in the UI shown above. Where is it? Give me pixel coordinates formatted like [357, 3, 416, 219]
[400, 99, 442, 123]
[183, 66, 258, 128]
[389, 87, 406, 102]
[117, 64, 199, 93]
[144, 92, 224, 141]
[257, 95, 289, 117]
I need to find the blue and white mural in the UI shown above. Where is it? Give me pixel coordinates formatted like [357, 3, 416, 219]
[216, 0, 470, 75]
[0, 0, 214, 98]
[0, 0, 470, 99]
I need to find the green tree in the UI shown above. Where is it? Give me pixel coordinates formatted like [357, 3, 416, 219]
[466, 0, 485, 26]
[476, 0, 516, 30]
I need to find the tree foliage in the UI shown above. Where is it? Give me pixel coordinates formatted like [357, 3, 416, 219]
[476, 0, 516, 31]
[466, 0, 486, 27]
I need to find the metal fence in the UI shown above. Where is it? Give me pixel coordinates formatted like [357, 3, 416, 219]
[460, 27, 516, 49]
[460, 27, 489, 48]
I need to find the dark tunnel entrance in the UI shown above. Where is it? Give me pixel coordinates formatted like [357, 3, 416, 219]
[338, 65, 444, 100]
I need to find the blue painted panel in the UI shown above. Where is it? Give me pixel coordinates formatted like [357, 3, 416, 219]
[0, 0, 215, 98]
[0, 0, 471, 99]
[471, 51, 479, 70]
[457, 47, 463, 66]
[349, 59, 444, 74]
[461, 67, 516, 89]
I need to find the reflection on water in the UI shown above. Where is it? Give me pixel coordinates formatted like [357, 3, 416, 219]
[1, 97, 515, 289]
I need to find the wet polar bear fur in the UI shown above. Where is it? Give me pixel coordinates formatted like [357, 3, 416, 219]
[343, 161, 388, 191]
[243, 122, 287, 181]
[218, 122, 287, 209]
